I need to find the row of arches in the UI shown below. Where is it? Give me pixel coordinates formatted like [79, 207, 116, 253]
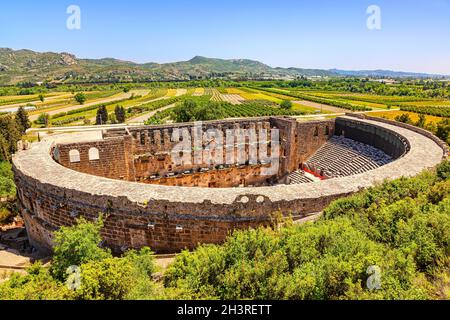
[69, 147, 100, 163]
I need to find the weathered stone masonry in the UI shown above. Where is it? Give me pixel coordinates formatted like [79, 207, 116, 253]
[12, 116, 446, 254]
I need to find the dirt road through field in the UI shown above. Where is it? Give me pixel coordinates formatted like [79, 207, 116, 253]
[293, 100, 348, 113]
[126, 103, 176, 123]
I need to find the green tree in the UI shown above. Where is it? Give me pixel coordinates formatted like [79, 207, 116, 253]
[280, 100, 293, 110]
[436, 159, 450, 181]
[395, 113, 413, 124]
[108, 113, 117, 124]
[0, 161, 16, 197]
[0, 134, 10, 162]
[15, 107, 31, 134]
[36, 113, 50, 127]
[51, 216, 112, 281]
[74, 258, 133, 300]
[0, 216, 160, 300]
[173, 99, 226, 122]
[436, 119, 450, 144]
[415, 114, 426, 128]
[38, 94, 45, 102]
[0, 262, 73, 300]
[95, 105, 108, 125]
[0, 114, 21, 161]
[115, 105, 126, 123]
[74, 92, 87, 105]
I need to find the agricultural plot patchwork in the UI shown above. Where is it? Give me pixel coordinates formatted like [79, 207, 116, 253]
[220, 102, 303, 118]
[219, 94, 245, 105]
[237, 88, 325, 114]
[0, 92, 72, 111]
[166, 89, 187, 97]
[125, 91, 195, 123]
[1, 84, 448, 128]
[226, 88, 282, 103]
[41, 89, 164, 126]
[207, 88, 222, 102]
[146, 99, 304, 125]
[309, 92, 450, 116]
[0, 92, 65, 107]
[291, 91, 448, 110]
[192, 88, 205, 96]
[28, 90, 144, 122]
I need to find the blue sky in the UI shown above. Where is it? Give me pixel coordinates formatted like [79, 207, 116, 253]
[1, 0, 449, 74]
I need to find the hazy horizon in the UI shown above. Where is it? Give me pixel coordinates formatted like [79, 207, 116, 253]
[1, 0, 449, 74]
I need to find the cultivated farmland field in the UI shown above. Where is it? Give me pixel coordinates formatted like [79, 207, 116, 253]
[0, 80, 447, 130]
[369, 110, 446, 124]
[207, 88, 222, 102]
[192, 88, 205, 96]
[220, 94, 245, 105]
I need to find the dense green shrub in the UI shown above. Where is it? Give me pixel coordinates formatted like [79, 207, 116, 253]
[0, 262, 74, 300]
[1, 161, 448, 300]
[50, 216, 112, 281]
[437, 161, 450, 181]
[172, 99, 227, 122]
[74, 92, 87, 105]
[165, 161, 450, 300]
[0, 215, 160, 300]
[74, 257, 133, 300]
[164, 215, 438, 300]
[0, 161, 15, 197]
[280, 100, 293, 110]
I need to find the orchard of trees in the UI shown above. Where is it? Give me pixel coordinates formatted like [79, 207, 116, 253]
[148, 98, 303, 125]
[262, 78, 450, 99]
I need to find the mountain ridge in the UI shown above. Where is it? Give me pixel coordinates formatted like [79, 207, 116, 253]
[0, 48, 447, 85]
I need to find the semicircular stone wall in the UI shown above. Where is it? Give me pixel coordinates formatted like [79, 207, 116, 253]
[12, 115, 447, 253]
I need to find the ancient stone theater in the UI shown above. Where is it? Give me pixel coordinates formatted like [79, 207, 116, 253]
[12, 114, 447, 253]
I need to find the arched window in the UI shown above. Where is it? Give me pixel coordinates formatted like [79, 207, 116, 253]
[314, 126, 319, 137]
[325, 126, 330, 136]
[88, 147, 100, 161]
[69, 150, 80, 163]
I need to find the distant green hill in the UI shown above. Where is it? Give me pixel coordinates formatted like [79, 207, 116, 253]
[0, 48, 446, 85]
[0, 48, 337, 84]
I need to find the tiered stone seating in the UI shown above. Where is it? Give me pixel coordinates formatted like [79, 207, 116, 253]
[287, 171, 314, 184]
[305, 136, 393, 178]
